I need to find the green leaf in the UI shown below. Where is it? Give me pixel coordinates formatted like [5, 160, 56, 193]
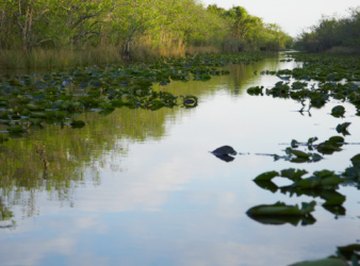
[254, 171, 279, 181]
[331, 105, 346, 118]
[280, 168, 308, 181]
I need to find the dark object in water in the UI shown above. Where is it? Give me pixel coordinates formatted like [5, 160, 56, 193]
[70, 120, 86, 129]
[211, 145, 237, 162]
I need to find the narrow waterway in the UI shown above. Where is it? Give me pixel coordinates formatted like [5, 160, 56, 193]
[0, 55, 359, 266]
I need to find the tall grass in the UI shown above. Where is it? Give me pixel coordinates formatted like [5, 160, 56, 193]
[0, 46, 123, 71]
[0, 40, 222, 71]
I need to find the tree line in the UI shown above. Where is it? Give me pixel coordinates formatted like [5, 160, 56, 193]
[296, 7, 360, 53]
[0, 0, 292, 61]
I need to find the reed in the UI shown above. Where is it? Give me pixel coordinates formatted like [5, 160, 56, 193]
[0, 46, 124, 71]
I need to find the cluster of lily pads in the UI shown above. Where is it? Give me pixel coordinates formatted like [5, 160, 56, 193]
[0, 53, 266, 142]
[248, 151, 360, 227]
[249, 53, 360, 117]
[290, 243, 360, 266]
[245, 53, 360, 233]
[268, 135, 349, 163]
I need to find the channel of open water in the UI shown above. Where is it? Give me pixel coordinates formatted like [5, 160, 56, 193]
[0, 54, 359, 265]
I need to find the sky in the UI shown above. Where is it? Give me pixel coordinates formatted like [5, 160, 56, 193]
[201, 0, 360, 36]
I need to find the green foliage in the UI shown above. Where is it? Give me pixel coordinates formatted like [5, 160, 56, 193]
[0, 1, 292, 66]
[296, 7, 360, 53]
[246, 201, 316, 226]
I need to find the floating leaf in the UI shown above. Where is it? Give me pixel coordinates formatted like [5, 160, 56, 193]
[247, 201, 316, 217]
[337, 244, 360, 260]
[291, 139, 300, 148]
[254, 171, 279, 181]
[350, 154, 360, 167]
[280, 168, 308, 181]
[246, 201, 316, 226]
[316, 137, 344, 155]
[336, 122, 351, 135]
[247, 86, 263, 96]
[254, 180, 278, 193]
[331, 105, 345, 118]
[290, 149, 311, 159]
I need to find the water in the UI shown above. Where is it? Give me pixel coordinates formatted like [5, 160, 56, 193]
[0, 56, 359, 266]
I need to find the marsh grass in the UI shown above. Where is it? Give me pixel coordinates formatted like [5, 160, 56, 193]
[0, 46, 124, 71]
[0, 43, 223, 71]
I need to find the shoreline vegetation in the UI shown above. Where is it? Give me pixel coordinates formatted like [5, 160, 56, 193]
[0, 1, 291, 70]
[296, 7, 360, 53]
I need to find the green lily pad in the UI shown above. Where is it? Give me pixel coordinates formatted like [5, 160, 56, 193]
[337, 243, 360, 260]
[254, 180, 278, 193]
[280, 168, 308, 181]
[254, 171, 279, 181]
[247, 86, 263, 95]
[331, 105, 346, 118]
[246, 201, 316, 226]
[336, 122, 351, 135]
[247, 201, 316, 217]
[290, 149, 311, 159]
[350, 154, 360, 167]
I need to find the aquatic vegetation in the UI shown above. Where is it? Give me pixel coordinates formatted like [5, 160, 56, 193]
[250, 53, 360, 124]
[246, 86, 263, 96]
[343, 154, 360, 187]
[253, 168, 347, 217]
[331, 105, 346, 118]
[290, 242, 360, 266]
[254, 169, 343, 190]
[255, 135, 346, 163]
[336, 122, 351, 135]
[337, 244, 360, 262]
[253, 171, 279, 181]
[251, 150, 360, 217]
[316, 136, 345, 155]
[0, 53, 266, 142]
[246, 201, 316, 226]
[0, 200, 13, 222]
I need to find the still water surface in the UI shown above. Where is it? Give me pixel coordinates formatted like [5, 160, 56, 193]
[0, 56, 359, 266]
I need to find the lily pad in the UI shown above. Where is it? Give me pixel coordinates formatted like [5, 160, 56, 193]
[280, 168, 308, 181]
[254, 180, 278, 193]
[246, 201, 316, 226]
[247, 86, 263, 96]
[337, 243, 360, 260]
[336, 122, 351, 135]
[331, 105, 346, 118]
[247, 201, 316, 217]
[254, 171, 279, 181]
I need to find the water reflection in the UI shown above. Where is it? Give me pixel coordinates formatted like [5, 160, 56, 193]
[0, 56, 359, 265]
[0, 59, 277, 221]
